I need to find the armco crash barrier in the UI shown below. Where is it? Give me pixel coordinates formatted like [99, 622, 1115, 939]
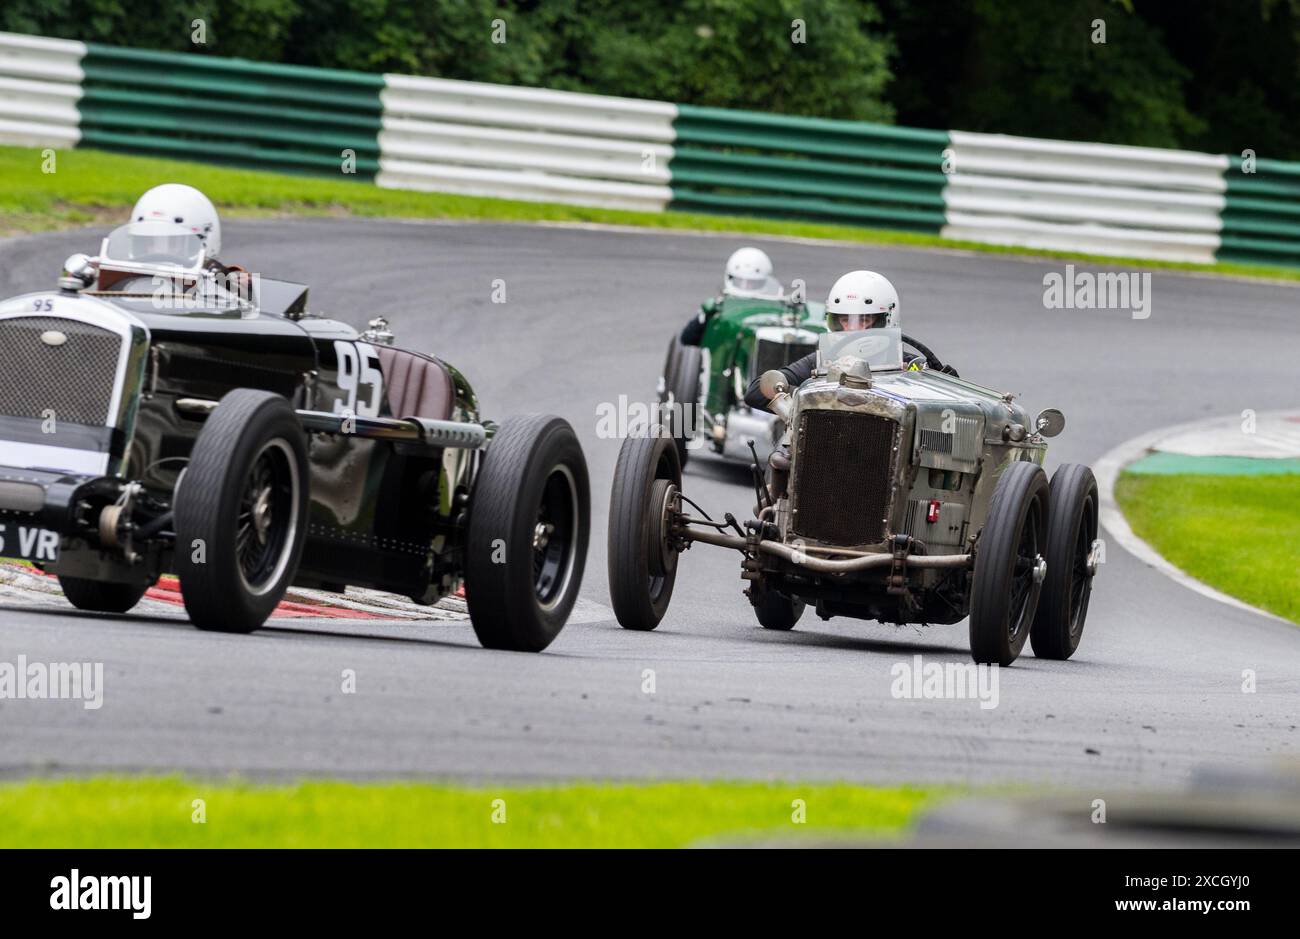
[78, 43, 385, 179]
[667, 104, 949, 233]
[1, 30, 1297, 267]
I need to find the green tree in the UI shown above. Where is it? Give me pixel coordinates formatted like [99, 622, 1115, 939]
[0, 0, 300, 59]
[947, 0, 1202, 148]
[536, 0, 894, 121]
[282, 0, 550, 84]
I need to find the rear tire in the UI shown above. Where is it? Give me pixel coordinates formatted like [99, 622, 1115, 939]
[608, 435, 682, 630]
[969, 461, 1048, 666]
[662, 342, 701, 468]
[465, 415, 590, 652]
[1031, 464, 1099, 660]
[58, 576, 150, 614]
[175, 389, 309, 634]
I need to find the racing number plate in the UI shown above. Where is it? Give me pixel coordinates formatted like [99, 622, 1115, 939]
[0, 523, 60, 562]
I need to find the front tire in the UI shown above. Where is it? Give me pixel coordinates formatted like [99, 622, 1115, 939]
[662, 342, 701, 468]
[969, 461, 1048, 666]
[658, 335, 680, 402]
[464, 415, 590, 652]
[175, 389, 309, 634]
[1031, 464, 1099, 660]
[607, 434, 682, 631]
[750, 582, 805, 631]
[58, 576, 150, 614]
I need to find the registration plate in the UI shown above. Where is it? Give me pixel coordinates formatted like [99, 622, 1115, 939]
[0, 523, 60, 562]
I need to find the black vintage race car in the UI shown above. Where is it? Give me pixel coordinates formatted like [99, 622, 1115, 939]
[0, 226, 589, 651]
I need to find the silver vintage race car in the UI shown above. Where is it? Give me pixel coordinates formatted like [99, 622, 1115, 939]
[608, 328, 1101, 665]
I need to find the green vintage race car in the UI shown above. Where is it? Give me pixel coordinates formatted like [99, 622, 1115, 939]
[660, 292, 827, 468]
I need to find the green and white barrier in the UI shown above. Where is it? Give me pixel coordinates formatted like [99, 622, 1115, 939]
[1219, 155, 1300, 267]
[2, 30, 1298, 268]
[0, 33, 84, 149]
[377, 74, 674, 211]
[668, 104, 949, 233]
[941, 131, 1228, 264]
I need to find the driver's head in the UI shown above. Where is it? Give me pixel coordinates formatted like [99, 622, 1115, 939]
[825, 270, 899, 331]
[129, 184, 221, 258]
[723, 246, 774, 295]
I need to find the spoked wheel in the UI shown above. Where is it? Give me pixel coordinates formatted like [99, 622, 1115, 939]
[661, 341, 701, 468]
[175, 389, 309, 633]
[235, 440, 300, 594]
[1031, 464, 1100, 660]
[465, 415, 590, 652]
[608, 434, 682, 630]
[969, 461, 1048, 665]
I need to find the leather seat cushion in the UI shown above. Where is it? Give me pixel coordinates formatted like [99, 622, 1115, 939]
[375, 346, 454, 421]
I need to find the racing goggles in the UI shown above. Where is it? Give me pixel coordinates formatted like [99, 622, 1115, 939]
[727, 275, 768, 291]
[829, 312, 886, 331]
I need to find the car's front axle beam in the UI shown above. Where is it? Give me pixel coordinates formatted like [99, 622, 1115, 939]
[682, 521, 971, 573]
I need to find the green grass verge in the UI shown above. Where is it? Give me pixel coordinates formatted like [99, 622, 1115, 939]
[0, 777, 940, 848]
[1115, 472, 1300, 623]
[3, 145, 1297, 282]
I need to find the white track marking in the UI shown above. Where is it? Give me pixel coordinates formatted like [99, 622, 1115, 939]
[1093, 413, 1292, 624]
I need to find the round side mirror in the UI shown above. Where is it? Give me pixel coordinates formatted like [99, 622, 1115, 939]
[1036, 408, 1066, 438]
[759, 369, 789, 399]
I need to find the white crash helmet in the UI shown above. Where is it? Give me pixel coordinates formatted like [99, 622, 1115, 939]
[129, 184, 221, 258]
[723, 246, 774, 295]
[825, 270, 899, 331]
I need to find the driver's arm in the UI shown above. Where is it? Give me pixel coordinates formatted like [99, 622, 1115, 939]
[679, 298, 721, 346]
[744, 351, 816, 412]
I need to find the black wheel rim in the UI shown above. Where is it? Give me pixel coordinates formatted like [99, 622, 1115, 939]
[1007, 502, 1041, 641]
[1067, 496, 1097, 639]
[235, 439, 299, 595]
[532, 465, 578, 609]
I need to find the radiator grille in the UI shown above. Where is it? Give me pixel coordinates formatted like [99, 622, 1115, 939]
[753, 337, 816, 379]
[791, 409, 898, 545]
[0, 317, 122, 424]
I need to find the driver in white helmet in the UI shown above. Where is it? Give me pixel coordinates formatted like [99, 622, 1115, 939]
[743, 270, 956, 410]
[680, 246, 782, 345]
[126, 183, 229, 270]
[94, 183, 253, 306]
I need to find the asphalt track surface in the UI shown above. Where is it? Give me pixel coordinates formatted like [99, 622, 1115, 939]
[2, 219, 1297, 788]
